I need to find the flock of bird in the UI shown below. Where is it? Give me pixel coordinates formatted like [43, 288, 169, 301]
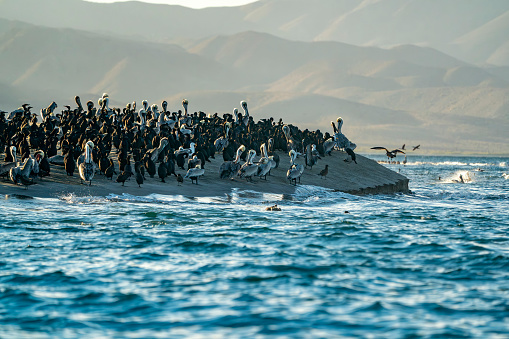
[370, 143, 421, 164]
[0, 95, 359, 190]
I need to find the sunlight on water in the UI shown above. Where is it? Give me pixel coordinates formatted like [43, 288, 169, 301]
[1, 155, 509, 338]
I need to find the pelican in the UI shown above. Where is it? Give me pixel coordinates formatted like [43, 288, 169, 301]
[184, 164, 205, 184]
[257, 157, 271, 180]
[240, 100, 249, 126]
[323, 136, 335, 156]
[0, 146, 18, 177]
[78, 141, 96, 185]
[219, 145, 245, 179]
[10, 156, 34, 188]
[238, 149, 258, 181]
[287, 150, 304, 185]
[282, 125, 298, 152]
[232, 108, 241, 125]
[305, 144, 319, 169]
[138, 100, 148, 125]
[148, 137, 169, 163]
[260, 143, 276, 175]
[334, 117, 356, 151]
[214, 123, 230, 153]
[32, 150, 45, 178]
[371, 147, 405, 161]
[267, 138, 280, 168]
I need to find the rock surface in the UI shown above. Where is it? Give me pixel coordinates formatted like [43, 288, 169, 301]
[0, 151, 409, 198]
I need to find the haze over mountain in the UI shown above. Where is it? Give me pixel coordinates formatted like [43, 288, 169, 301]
[0, 0, 508, 154]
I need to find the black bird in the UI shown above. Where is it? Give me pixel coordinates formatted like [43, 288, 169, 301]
[116, 170, 131, 186]
[143, 153, 156, 178]
[412, 144, 421, 151]
[135, 163, 144, 188]
[345, 148, 357, 164]
[158, 161, 168, 183]
[318, 164, 329, 179]
[105, 159, 116, 180]
[64, 150, 75, 176]
[166, 157, 177, 177]
[176, 173, 183, 186]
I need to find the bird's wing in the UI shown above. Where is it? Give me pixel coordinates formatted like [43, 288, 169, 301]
[371, 147, 388, 151]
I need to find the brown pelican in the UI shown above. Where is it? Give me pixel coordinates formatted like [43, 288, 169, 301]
[323, 136, 335, 156]
[305, 144, 319, 169]
[267, 138, 280, 168]
[0, 146, 18, 177]
[240, 100, 249, 126]
[371, 147, 405, 161]
[78, 141, 96, 185]
[334, 117, 356, 151]
[260, 143, 276, 174]
[287, 150, 304, 185]
[257, 157, 271, 180]
[282, 125, 298, 152]
[219, 145, 245, 179]
[187, 155, 201, 170]
[184, 164, 205, 184]
[32, 150, 45, 178]
[214, 123, 230, 153]
[10, 156, 34, 188]
[148, 137, 169, 163]
[238, 149, 258, 181]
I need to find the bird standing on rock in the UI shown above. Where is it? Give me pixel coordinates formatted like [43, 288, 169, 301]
[318, 164, 329, 179]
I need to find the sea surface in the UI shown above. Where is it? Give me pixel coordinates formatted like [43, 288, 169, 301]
[1, 154, 508, 338]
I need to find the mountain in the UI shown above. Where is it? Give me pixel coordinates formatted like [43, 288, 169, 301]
[1, 0, 509, 66]
[0, 1, 508, 154]
[0, 18, 238, 108]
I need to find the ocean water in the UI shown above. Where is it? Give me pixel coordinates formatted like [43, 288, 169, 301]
[1, 155, 508, 338]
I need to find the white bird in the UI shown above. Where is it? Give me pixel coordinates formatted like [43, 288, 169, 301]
[0, 146, 18, 177]
[257, 157, 272, 180]
[323, 133, 335, 156]
[214, 123, 230, 153]
[10, 156, 34, 188]
[334, 117, 356, 151]
[31, 150, 45, 178]
[219, 145, 245, 179]
[148, 137, 169, 163]
[238, 149, 258, 181]
[282, 125, 298, 152]
[184, 164, 205, 184]
[287, 150, 304, 185]
[78, 141, 96, 185]
[240, 100, 250, 126]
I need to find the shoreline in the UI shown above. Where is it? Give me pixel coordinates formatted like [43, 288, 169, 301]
[1, 151, 409, 199]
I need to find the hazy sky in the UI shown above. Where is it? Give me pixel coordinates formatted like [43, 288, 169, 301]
[86, 0, 258, 8]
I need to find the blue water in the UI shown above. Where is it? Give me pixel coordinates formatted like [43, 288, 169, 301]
[1, 155, 509, 338]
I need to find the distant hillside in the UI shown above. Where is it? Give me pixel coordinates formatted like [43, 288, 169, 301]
[1, 0, 508, 66]
[1, 17, 508, 154]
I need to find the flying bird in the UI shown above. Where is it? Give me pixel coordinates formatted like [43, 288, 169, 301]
[371, 147, 405, 160]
